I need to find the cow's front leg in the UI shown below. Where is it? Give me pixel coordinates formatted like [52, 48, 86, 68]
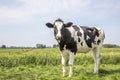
[68, 51, 75, 77]
[61, 51, 67, 77]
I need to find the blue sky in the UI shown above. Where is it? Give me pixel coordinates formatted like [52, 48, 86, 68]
[0, 0, 120, 47]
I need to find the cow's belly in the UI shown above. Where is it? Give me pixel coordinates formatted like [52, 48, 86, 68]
[77, 43, 91, 53]
[77, 47, 91, 53]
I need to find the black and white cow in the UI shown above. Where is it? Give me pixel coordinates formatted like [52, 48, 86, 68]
[46, 18, 105, 77]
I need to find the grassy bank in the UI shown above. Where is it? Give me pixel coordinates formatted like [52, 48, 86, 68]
[0, 48, 120, 80]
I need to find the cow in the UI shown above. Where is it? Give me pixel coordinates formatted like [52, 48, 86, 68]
[46, 18, 105, 77]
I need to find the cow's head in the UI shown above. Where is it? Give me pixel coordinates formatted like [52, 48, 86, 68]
[46, 18, 73, 40]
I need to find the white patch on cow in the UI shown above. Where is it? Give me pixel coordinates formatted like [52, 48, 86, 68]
[75, 26, 91, 53]
[66, 26, 75, 38]
[65, 25, 92, 52]
[74, 31, 79, 42]
[55, 21, 63, 29]
[86, 35, 90, 40]
[97, 27, 105, 40]
[77, 41, 91, 53]
[55, 21, 63, 38]
[88, 30, 92, 33]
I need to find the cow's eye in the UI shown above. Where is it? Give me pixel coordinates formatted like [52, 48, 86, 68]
[54, 27, 58, 34]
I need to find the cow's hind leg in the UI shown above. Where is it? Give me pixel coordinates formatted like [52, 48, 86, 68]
[92, 47, 101, 73]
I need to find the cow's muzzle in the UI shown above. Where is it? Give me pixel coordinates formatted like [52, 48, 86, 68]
[56, 35, 62, 40]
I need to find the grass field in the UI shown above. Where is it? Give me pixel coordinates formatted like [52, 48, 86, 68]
[0, 48, 120, 80]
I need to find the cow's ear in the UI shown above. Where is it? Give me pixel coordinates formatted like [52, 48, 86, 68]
[46, 23, 54, 28]
[64, 22, 73, 27]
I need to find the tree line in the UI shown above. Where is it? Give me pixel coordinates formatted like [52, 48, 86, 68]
[0, 44, 119, 49]
[103, 44, 120, 48]
[0, 44, 58, 49]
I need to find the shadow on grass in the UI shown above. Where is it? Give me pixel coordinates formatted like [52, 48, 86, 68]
[98, 68, 120, 77]
[75, 68, 120, 78]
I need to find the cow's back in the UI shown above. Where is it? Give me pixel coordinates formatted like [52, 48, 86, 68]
[71, 26, 105, 53]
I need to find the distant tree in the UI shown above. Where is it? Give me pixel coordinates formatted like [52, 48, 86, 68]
[36, 44, 46, 48]
[1, 45, 6, 48]
[103, 44, 120, 48]
[53, 44, 58, 48]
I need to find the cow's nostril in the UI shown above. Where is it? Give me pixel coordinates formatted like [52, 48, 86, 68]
[56, 36, 62, 40]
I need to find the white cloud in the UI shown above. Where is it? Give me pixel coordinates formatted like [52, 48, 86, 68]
[0, 0, 90, 25]
[0, 0, 120, 26]
[87, 0, 120, 19]
[0, 6, 28, 25]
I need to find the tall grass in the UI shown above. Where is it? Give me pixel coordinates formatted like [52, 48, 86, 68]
[0, 48, 120, 80]
[0, 48, 120, 68]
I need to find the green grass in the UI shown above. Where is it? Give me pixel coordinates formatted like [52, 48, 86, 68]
[0, 48, 120, 80]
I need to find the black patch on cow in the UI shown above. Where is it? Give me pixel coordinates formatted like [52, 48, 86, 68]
[59, 39, 77, 54]
[78, 38, 80, 42]
[66, 39, 77, 53]
[81, 42, 83, 46]
[97, 40, 101, 45]
[73, 25, 80, 31]
[72, 25, 82, 37]
[54, 27, 58, 37]
[64, 22, 73, 27]
[81, 26, 99, 48]
[46, 23, 54, 28]
[55, 18, 64, 23]
[58, 27, 77, 54]
[77, 31, 82, 37]
[59, 40, 65, 51]
[61, 28, 72, 43]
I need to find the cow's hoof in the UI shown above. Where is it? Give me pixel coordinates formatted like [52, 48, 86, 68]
[63, 72, 66, 77]
[93, 71, 99, 74]
[68, 73, 73, 77]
